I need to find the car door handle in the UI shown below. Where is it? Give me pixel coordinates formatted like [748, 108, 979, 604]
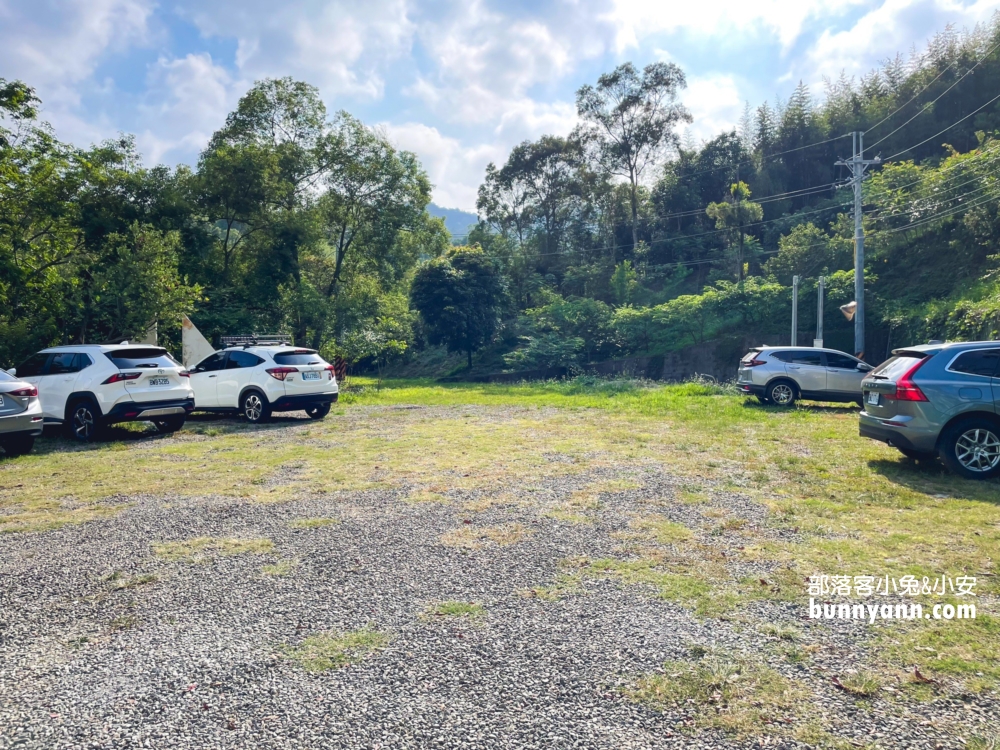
[209, 374, 217, 378]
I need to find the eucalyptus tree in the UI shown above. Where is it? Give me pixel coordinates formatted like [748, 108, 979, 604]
[576, 62, 691, 251]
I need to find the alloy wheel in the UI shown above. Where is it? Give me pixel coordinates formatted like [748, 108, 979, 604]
[771, 384, 794, 405]
[73, 405, 95, 440]
[955, 428, 1000, 473]
[244, 394, 263, 422]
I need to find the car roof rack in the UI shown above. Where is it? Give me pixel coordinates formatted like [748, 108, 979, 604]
[219, 334, 292, 348]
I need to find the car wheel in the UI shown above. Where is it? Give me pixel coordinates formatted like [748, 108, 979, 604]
[306, 403, 331, 420]
[939, 418, 1000, 479]
[766, 380, 797, 407]
[898, 448, 936, 462]
[154, 416, 185, 433]
[241, 391, 271, 424]
[67, 399, 102, 442]
[1, 436, 35, 457]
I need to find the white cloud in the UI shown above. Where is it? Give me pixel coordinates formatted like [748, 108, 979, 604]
[177, 0, 414, 99]
[601, 0, 866, 53]
[135, 53, 237, 164]
[682, 74, 745, 142]
[382, 121, 506, 211]
[0, 0, 154, 143]
[801, 0, 1000, 84]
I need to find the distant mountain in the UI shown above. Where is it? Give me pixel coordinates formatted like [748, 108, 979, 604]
[427, 203, 478, 242]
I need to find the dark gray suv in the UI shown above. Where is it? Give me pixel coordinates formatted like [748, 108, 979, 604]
[860, 342, 1000, 478]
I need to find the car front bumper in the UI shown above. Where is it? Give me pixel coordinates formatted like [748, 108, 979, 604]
[0, 411, 44, 438]
[858, 412, 938, 453]
[270, 392, 339, 412]
[105, 396, 196, 424]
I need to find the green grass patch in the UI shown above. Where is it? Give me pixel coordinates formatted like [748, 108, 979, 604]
[152, 536, 274, 563]
[284, 628, 390, 671]
[289, 517, 340, 528]
[628, 655, 807, 739]
[262, 559, 296, 576]
[425, 601, 485, 618]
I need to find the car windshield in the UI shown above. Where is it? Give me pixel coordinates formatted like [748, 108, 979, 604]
[105, 348, 180, 369]
[272, 350, 324, 366]
[871, 354, 926, 380]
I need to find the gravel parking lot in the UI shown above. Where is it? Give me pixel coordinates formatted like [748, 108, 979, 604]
[1, 401, 997, 749]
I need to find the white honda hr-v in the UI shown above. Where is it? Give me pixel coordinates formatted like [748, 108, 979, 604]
[188, 345, 338, 423]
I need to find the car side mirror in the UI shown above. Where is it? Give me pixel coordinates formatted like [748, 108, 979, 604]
[857, 363, 873, 372]
[6, 368, 15, 377]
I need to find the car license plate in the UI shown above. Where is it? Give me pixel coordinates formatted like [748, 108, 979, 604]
[866, 391, 880, 406]
[149, 377, 170, 386]
[302, 371, 321, 381]
[0, 395, 4, 407]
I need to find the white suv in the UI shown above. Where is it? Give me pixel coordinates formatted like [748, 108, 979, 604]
[12, 345, 194, 441]
[188, 345, 338, 423]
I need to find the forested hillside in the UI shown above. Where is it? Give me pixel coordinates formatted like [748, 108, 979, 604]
[3, 19, 1000, 374]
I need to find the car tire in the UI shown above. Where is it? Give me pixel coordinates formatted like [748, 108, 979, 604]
[1, 436, 35, 457]
[306, 403, 331, 420]
[66, 398, 102, 442]
[898, 448, 936, 462]
[241, 391, 271, 424]
[939, 417, 1000, 479]
[766, 380, 797, 407]
[154, 416, 185, 434]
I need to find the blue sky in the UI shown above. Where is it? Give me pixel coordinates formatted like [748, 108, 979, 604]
[1, 0, 997, 210]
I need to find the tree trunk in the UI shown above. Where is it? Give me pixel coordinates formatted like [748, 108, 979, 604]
[629, 176, 639, 251]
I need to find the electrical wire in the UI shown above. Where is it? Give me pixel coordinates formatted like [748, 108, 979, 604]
[882, 90, 1000, 161]
[867, 38, 1000, 151]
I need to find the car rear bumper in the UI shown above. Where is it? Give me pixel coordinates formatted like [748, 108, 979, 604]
[270, 392, 339, 412]
[858, 413, 938, 453]
[0, 412, 44, 438]
[105, 396, 195, 424]
[737, 382, 766, 397]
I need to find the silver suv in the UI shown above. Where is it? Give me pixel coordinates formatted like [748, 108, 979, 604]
[737, 346, 873, 407]
[860, 342, 1000, 479]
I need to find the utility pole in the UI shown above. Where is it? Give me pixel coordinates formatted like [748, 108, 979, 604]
[791, 275, 800, 346]
[836, 132, 880, 359]
[815, 276, 824, 348]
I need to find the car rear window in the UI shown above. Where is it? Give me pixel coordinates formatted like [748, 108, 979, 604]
[949, 349, 1000, 378]
[105, 348, 180, 369]
[741, 350, 762, 363]
[871, 354, 926, 380]
[0, 370, 14, 382]
[272, 350, 324, 366]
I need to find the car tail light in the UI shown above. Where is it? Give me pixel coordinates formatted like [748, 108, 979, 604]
[179, 370, 191, 378]
[102, 372, 142, 384]
[266, 366, 298, 381]
[9, 385, 38, 397]
[743, 358, 766, 367]
[324, 364, 336, 380]
[892, 359, 929, 402]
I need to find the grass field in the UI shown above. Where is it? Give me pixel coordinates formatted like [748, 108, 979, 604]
[2, 376, 998, 746]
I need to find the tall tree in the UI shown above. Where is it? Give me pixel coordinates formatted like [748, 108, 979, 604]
[410, 247, 507, 368]
[706, 181, 764, 280]
[575, 62, 691, 251]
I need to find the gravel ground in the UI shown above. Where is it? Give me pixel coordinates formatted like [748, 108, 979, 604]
[1, 407, 996, 749]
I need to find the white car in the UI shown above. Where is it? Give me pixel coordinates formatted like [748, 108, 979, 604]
[0, 369, 44, 456]
[12, 344, 194, 441]
[187, 345, 338, 423]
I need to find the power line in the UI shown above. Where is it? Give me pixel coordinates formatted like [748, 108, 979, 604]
[882, 90, 1000, 161]
[867, 38, 1000, 151]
